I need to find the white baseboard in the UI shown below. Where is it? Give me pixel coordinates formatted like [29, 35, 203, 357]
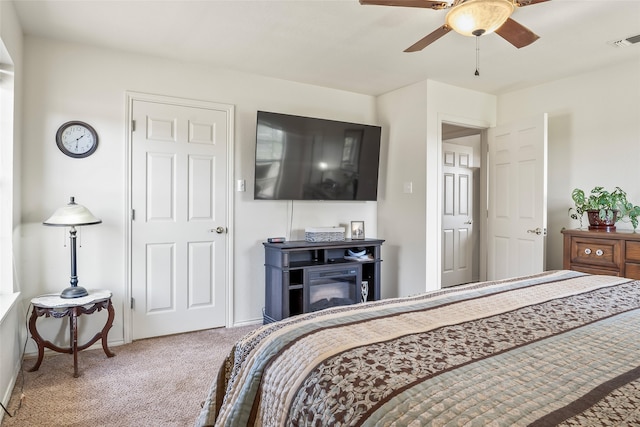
[231, 318, 262, 328]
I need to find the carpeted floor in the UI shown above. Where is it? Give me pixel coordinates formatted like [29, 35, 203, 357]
[1, 325, 258, 427]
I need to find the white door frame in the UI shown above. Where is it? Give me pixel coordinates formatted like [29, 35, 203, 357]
[437, 114, 490, 288]
[123, 91, 235, 344]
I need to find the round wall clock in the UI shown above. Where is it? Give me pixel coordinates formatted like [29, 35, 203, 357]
[55, 121, 99, 158]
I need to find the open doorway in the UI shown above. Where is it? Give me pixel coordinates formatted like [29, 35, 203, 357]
[441, 123, 483, 287]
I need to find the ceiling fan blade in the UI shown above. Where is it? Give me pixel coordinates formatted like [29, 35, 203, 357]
[359, 0, 450, 10]
[514, 0, 550, 6]
[495, 18, 540, 49]
[404, 25, 451, 52]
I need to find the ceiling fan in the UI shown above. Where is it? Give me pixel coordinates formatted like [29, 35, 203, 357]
[359, 0, 549, 52]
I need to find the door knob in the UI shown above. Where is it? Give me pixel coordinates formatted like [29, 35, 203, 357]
[210, 226, 226, 234]
[464, 220, 473, 224]
[527, 227, 543, 235]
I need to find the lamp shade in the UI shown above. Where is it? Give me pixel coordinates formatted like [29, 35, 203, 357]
[446, 0, 514, 37]
[43, 196, 102, 227]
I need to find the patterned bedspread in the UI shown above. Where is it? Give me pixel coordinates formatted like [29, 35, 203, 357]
[196, 270, 640, 426]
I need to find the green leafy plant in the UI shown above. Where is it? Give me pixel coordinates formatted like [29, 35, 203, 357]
[569, 186, 640, 230]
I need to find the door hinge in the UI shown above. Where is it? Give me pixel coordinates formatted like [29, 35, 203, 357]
[131, 297, 135, 309]
[131, 209, 135, 221]
[131, 120, 136, 132]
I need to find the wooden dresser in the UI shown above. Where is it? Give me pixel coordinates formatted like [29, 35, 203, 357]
[562, 228, 640, 280]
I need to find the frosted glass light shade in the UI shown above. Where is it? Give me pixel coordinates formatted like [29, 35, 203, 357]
[446, 0, 514, 37]
[44, 196, 102, 226]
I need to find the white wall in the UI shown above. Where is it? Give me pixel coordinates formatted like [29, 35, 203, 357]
[376, 81, 428, 298]
[425, 81, 495, 288]
[497, 58, 640, 271]
[19, 36, 379, 347]
[377, 80, 495, 297]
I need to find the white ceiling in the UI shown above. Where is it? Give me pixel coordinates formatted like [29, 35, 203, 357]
[11, 0, 640, 96]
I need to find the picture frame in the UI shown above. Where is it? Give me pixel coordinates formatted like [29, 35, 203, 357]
[351, 221, 365, 240]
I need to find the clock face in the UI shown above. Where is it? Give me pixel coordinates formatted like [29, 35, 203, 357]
[55, 121, 99, 158]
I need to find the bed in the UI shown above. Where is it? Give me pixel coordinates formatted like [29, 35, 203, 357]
[196, 270, 640, 426]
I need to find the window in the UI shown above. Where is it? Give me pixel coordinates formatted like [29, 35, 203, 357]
[0, 39, 15, 295]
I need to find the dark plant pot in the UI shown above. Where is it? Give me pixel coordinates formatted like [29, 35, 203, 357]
[587, 209, 618, 231]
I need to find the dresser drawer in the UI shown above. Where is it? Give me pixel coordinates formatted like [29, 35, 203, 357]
[624, 263, 640, 280]
[626, 241, 640, 263]
[570, 237, 621, 270]
[571, 264, 621, 277]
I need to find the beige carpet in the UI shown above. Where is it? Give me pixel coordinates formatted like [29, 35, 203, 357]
[1, 325, 258, 427]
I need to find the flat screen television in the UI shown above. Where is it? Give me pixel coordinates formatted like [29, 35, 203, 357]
[254, 111, 381, 201]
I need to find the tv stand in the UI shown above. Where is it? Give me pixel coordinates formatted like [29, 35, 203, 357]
[263, 238, 384, 323]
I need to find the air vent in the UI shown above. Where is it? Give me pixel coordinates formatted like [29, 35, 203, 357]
[610, 34, 640, 48]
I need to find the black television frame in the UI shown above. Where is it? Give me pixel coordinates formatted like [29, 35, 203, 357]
[254, 111, 381, 201]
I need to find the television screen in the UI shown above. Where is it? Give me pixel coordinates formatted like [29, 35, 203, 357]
[254, 111, 381, 201]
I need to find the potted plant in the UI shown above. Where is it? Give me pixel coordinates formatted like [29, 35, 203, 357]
[569, 186, 640, 231]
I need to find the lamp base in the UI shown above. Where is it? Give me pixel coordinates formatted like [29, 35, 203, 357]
[60, 286, 89, 299]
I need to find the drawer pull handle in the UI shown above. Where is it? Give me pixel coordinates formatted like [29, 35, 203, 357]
[596, 249, 604, 256]
[584, 248, 591, 255]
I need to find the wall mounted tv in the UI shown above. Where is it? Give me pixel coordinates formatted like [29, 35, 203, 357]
[254, 111, 382, 201]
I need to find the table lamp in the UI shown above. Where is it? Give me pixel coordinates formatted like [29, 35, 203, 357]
[43, 196, 102, 298]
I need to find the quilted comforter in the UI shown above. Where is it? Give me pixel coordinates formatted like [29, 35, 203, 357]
[196, 270, 640, 426]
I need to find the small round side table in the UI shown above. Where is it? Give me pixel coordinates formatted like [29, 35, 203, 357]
[27, 289, 116, 378]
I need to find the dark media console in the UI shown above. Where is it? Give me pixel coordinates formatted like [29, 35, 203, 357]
[263, 238, 384, 324]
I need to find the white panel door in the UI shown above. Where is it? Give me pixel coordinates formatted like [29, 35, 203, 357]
[487, 114, 547, 280]
[131, 99, 229, 339]
[442, 143, 474, 287]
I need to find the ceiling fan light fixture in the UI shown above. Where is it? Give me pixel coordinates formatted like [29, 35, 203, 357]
[446, 0, 514, 37]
